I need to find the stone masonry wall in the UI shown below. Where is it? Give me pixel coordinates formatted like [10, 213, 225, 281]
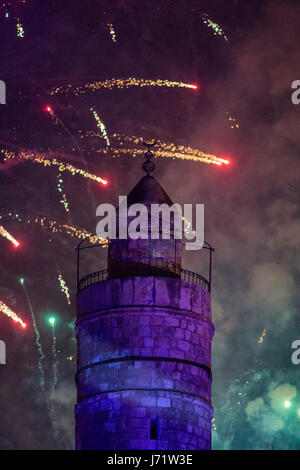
[75, 390, 212, 450]
[75, 276, 214, 450]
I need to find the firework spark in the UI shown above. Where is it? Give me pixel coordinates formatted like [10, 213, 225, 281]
[107, 23, 117, 42]
[1, 210, 108, 245]
[103, 146, 226, 165]
[0, 300, 26, 328]
[16, 19, 24, 38]
[0, 147, 108, 185]
[50, 78, 198, 96]
[58, 273, 71, 305]
[257, 328, 267, 344]
[83, 132, 229, 166]
[57, 173, 70, 213]
[90, 107, 110, 146]
[115, 133, 230, 165]
[202, 14, 228, 42]
[0, 224, 20, 247]
[226, 112, 239, 129]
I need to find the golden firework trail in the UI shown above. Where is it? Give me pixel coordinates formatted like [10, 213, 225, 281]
[0, 147, 108, 185]
[1, 210, 108, 246]
[82, 132, 229, 166]
[0, 224, 20, 247]
[50, 78, 198, 96]
[112, 133, 229, 165]
[103, 147, 224, 165]
[0, 300, 26, 328]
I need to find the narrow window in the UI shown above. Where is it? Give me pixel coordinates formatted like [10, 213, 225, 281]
[150, 418, 159, 439]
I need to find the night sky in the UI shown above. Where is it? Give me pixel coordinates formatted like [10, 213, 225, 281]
[0, 0, 299, 450]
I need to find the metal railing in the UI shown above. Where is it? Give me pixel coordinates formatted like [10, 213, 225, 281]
[181, 268, 210, 290]
[78, 269, 109, 291]
[78, 266, 210, 292]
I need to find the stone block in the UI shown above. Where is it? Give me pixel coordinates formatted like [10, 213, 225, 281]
[141, 396, 156, 407]
[157, 398, 171, 407]
[144, 337, 154, 347]
[178, 340, 190, 352]
[165, 317, 180, 327]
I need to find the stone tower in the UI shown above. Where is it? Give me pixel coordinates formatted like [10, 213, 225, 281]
[75, 146, 214, 450]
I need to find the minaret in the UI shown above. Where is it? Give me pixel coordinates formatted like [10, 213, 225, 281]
[75, 144, 214, 450]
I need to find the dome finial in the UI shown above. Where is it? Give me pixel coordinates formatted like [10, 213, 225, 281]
[142, 140, 156, 175]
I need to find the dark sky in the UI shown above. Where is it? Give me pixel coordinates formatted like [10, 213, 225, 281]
[0, 0, 299, 450]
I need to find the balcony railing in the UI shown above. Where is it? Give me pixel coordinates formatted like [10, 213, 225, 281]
[78, 266, 210, 292]
[78, 269, 109, 291]
[76, 236, 214, 294]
